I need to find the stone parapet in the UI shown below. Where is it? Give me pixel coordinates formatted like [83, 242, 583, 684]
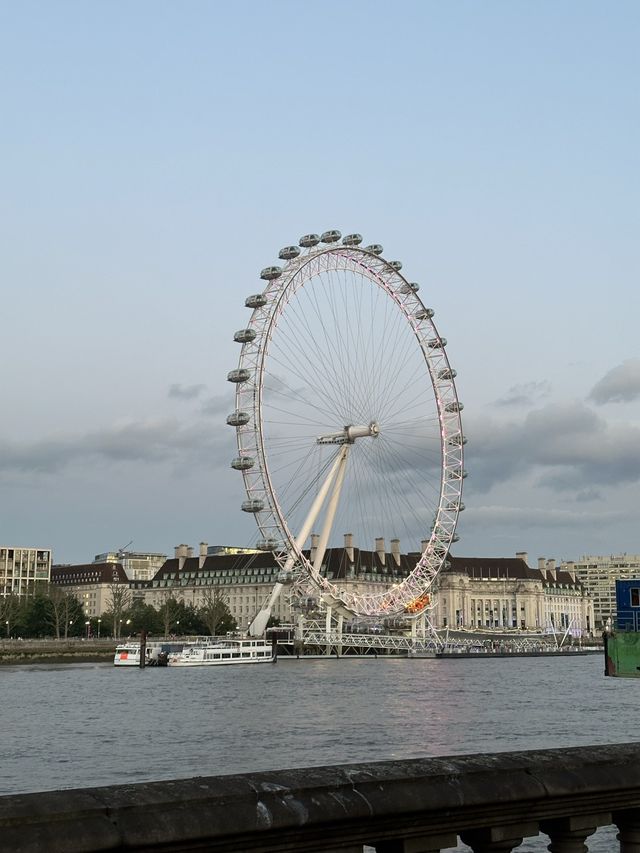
[3, 743, 640, 852]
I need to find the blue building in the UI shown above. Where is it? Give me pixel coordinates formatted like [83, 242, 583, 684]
[614, 578, 640, 631]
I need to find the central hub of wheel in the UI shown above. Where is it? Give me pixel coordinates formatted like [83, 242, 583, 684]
[316, 421, 380, 445]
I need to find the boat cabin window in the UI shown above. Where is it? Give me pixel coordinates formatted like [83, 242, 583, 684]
[631, 588, 640, 607]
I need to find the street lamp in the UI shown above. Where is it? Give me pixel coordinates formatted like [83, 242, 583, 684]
[97, 618, 101, 639]
[85, 620, 90, 639]
[5, 620, 8, 639]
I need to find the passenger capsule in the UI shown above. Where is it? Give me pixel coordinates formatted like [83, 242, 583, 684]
[438, 367, 457, 380]
[447, 467, 468, 480]
[257, 538, 279, 551]
[415, 308, 434, 320]
[446, 501, 465, 512]
[400, 282, 420, 294]
[227, 368, 250, 383]
[364, 243, 383, 255]
[245, 293, 267, 309]
[448, 433, 467, 446]
[342, 233, 363, 246]
[388, 260, 402, 271]
[279, 245, 301, 260]
[233, 328, 256, 344]
[321, 229, 342, 243]
[426, 337, 447, 349]
[241, 499, 264, 513]
[226, 410, 250, 427]
[299, 233, 320, 248]
[445, 401, 464, 413]
[260, 266, 282, 281]
[230, 456, 254, 471]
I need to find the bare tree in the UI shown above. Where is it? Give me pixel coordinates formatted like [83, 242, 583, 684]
[199, 588, 232, 637]
[0, 594, 21, 638]
[106, 584, 133, 638]
[157, 593, 182, 638]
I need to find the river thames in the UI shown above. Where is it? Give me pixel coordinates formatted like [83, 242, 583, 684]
[2, 653, 634, 851]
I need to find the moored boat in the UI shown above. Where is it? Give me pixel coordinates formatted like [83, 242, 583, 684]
[113, 641, 185, 667]
[168, 637, 274, 667]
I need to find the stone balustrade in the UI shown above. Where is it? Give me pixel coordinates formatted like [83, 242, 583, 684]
[2, 743, 640, 852]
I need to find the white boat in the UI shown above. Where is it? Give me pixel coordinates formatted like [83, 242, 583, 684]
[167, 637, 275, 667]
[113, 641, 184, 667]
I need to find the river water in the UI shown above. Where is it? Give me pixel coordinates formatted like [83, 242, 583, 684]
[2, 653, 634, 851]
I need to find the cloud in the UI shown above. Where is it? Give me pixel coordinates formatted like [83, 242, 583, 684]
[495, 381, 551, 407]
[462, 503, 633, 530]
[588, 359, 640, 404]
[465, 400, 640, 493]
[0, 420, 228, 475]
[201, 394, 234, 417]
[168, 383, 206, 400]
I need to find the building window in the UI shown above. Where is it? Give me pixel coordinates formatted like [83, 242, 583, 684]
[631, 588, 640, 607]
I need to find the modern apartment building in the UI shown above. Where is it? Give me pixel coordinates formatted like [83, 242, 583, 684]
[0, 545, 51, 598]
[92, 550, 167, 581]
[564, 554, 640, 629]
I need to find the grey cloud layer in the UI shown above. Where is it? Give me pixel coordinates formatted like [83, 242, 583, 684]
[495, 380, 551, 407]
[168, 383, 207, 400]
[465, 400, 640, 493]
[589, 359, 640, 404]
[0, 420, 225, 474]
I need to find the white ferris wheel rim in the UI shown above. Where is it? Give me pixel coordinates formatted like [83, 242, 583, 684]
[228, 234, 465, 619]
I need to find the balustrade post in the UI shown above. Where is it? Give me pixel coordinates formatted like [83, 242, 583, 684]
[460, 822, 538, 853]
[541, 814, 610, 853]
[373, 832, 458, 852]
[615, 809, 640, 852]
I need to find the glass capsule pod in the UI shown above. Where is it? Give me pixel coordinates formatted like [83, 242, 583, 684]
[230, 456, 255, 470]
[445, 401, 464, 413]
[321, 229, 342, 243]
[245, 293, 267, 309]
[233, 328, 256, 343]
[388, 260, 402, 271]
[241, 499, 265, 513]
[226, 411, 250, 426]
[438, 367, 457, 379]
[279, 245, 301, 260]
[227, 368, 251, 383]
[260, 266, 282, 281]
[299, 233, 320, 247]
[415, 308, 435, 320]
[342, 233, 363, 246]
[364, 243, 383, 255]
[426, 338, 447, 349]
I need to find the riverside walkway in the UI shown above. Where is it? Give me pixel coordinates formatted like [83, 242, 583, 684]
[2, 743, 640, 852]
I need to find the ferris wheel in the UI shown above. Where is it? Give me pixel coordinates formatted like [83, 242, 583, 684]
[227, 230, 465, 627]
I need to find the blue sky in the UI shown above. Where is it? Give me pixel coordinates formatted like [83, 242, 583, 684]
[1, 0, 639, 565]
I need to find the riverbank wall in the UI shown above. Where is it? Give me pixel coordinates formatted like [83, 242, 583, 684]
[0, 639, 115, 665]
[1, 743, 640, 852]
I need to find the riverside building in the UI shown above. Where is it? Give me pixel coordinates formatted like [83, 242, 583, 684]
[92, 549, 166, 581]
[563, 553, 640, 629]
[51, 540, 595, 637]
[0, 545, 51, 599]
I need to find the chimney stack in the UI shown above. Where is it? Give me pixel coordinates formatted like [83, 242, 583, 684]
[546, 558, 557, 582]
[537, 557, 546, 579]
[391, 538, 401, 568]
[564, 560, 576, 583]
[176, 543, 188, 571]
[344, 533, 354, 563]
[199, 542, 208, 569]
[515, 551, 529, 566]
[187, 546, 194, 559]
[375, 537, 386, 567]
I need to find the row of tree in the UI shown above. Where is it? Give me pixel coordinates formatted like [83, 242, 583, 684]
[0, 584, 236, 640]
